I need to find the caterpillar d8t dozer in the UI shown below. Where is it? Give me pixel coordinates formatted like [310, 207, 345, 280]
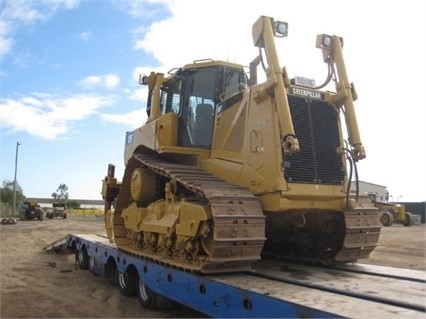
[102, 15, 381, 273]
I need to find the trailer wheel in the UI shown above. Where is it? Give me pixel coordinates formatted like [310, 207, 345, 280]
[89, 256, 96, 273]
[381, 211, 394, 227]
[77, 247, 89, 269]
[137, 276, 177, 310]
[137, 278, 157, 309]
[105, 257, 118, 285]
[403, 212, 413, 227]
[118, 266, 137, 296]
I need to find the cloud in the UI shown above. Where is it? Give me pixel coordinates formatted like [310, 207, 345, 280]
[130, 2, 264, 71]
[1, 0, 80, 23]
[112, 0, 171, 18]
[78, 31, 92, 41]
[0, 37, 14, 59]
[0, 0, 81, 59]
[126, 87, 147, 101]
[77, 74, 120, 89]
[0, 20, 14, 57]
[12, 52, 35, 68]
[0, 92, 113, 139]
[100, 109, 148, 129]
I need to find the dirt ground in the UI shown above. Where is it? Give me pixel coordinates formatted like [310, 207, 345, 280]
[0, 217, 425, 318]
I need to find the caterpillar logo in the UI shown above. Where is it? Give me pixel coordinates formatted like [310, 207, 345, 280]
[289, 87, 324, 100]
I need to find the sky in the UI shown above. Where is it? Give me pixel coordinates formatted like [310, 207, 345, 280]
[1, 0, 425, 202]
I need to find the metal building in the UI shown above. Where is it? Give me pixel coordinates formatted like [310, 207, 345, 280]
[351, 181, 388, 202]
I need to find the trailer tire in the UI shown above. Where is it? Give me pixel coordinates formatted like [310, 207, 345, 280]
[136, 276, 177, 310]
[89, 256, 96, 273]
[105, 258, 118, 285]
[118, 266, 138, 296]
[77, 247, 89, 270]
[381, 211, 394, 227]
[137, 278, 157, 309]
[403, 212, 413, 227]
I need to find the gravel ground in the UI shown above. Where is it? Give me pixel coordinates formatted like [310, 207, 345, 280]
[0, 217, 424, 318]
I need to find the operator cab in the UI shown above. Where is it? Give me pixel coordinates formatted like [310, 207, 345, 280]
[158, 61, 247, 149]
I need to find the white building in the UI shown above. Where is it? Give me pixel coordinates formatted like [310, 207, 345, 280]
[27, 198, 104, 210]
[350, 181, 388, 202]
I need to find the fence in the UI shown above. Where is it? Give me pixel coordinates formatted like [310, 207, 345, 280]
[68, 208, 104, 218]
[0, 203, 13, 217]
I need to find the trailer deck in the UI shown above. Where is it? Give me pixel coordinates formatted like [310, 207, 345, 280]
[50, 233, 426, 318]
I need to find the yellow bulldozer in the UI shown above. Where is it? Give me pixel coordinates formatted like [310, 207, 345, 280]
[102, 15, 381, 273]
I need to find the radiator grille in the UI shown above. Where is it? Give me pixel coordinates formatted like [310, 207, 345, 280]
[284, 95, 344, 184]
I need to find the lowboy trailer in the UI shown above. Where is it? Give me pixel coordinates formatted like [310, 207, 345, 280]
[54, 233, 425, 318]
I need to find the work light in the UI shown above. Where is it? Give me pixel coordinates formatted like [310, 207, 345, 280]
[316, 34, 333, 48]
[274, 21, 288, 37]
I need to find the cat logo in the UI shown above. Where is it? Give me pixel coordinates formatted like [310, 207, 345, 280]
[289, 87, 324, 100]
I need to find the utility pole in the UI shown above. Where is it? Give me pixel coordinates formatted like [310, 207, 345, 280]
[12, 142, 21, 217]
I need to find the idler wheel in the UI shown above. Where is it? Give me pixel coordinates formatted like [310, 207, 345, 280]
[130, 167, 157, 206]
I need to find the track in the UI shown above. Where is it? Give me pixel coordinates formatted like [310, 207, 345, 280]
[112, 152, 266, 273]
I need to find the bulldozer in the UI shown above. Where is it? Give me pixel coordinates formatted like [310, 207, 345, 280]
[102, 15, 381, 273]
[19, 200, 44, 221]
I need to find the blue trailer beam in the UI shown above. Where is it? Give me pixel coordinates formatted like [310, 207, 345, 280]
[64, 234, 426, 319]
